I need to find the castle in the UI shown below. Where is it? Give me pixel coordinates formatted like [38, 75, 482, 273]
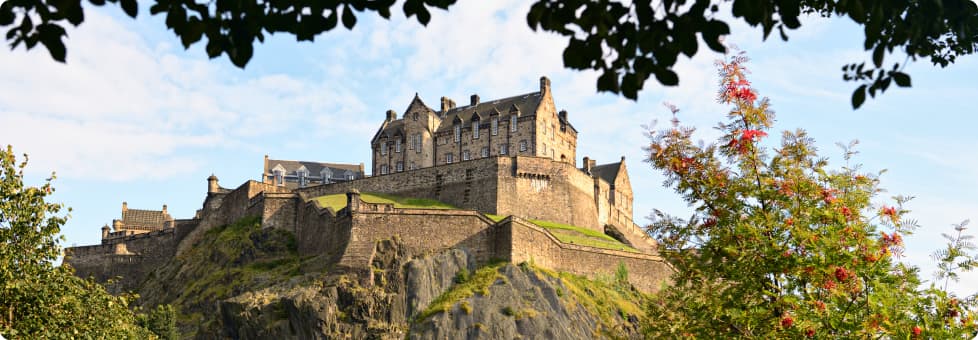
[65, 77, 672, 293]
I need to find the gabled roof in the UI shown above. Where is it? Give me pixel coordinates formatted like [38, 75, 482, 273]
[122, 209, 170, 229]
[434, 91, 542, 133]
[266, 159, 362, 177]
[590, 162, 622, 184]
[404, 93, 433, 114]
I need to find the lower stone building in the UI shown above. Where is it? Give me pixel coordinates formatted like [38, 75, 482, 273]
[100, 202, 174, 242]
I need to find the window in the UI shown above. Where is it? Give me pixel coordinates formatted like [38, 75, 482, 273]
[274, 170, 284, 186]
[481, 147, 489, 158]
[346, 171, 355, 180]
[472, 121, 480, 139]
[491, 118, 498, 135]
[500, 144, 508, 155]
[396, 161, 404, 172]
[552, 124, 556, 139]
[543, 143, 547, 154]
[463, 150, 470, 161]
[409, 162, 416, 170]
[412, 112, 419, 121]
[395, 139, 402, 153]
[454, 125, 461, 142]
[381, 164, 389, 175]
[446, 153, 454, 164]
[380, 142, 387, 155]
[415, 134, 422, 152]
[519, 140, 527, 152]
[298, 170, 307, 187]
[321, 169, 332, 183]
[510, 116, 518, 132]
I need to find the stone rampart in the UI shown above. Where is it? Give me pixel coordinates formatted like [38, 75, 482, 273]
[500, 217, 671, 293]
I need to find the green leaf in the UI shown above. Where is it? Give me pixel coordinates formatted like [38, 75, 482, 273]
[341, 4, 356, 29]
[654, 68, 679, 86]
[852, 84, 867, 108]
[891, 71, 911, 87]
[120, 0, 138, 18]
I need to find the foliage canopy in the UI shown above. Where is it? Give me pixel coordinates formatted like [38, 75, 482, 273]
[3, 0, 978, 107]
[642, 53, 978, 338]
[0, 145, 171, 338]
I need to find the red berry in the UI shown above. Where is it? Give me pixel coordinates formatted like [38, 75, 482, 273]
[912, 325, 922, 337]
[834, 267, 851, 282]
[805, 328, 815, 337]
[781, 315, 794, 328]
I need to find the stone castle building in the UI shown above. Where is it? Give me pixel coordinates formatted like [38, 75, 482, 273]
[372, 77, 576, 174]
[65, 77, 671, 294]
[99, 202, 174, 241]
[262, 155, 365, 189]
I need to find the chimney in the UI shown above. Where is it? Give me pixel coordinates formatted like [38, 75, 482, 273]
[441, 97, 452, 112]
[583, 157, 592, 174]
[470, 94, 480, 106]
[589, 158, 596, 169]
[540, 76, 551, 93]
[122, 201, 128, 212]
[101, 225, 110, 239]
[358, 163, 365, 178]
[162, 204, 167, 214]
[558, 110, 567, 121]
[386, 110, 397, 121]
[450, 99, 456, 110]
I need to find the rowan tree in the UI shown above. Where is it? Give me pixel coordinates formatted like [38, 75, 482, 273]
[3, 0, 977, 108]
[642, 52, 978, 338]
[0, 145, 164, 338]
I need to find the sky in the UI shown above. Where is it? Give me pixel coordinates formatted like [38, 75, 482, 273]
[1, 1, 976, 296]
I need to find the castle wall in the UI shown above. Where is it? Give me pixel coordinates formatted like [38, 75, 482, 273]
[66, 219, 199, 293]
[501, 218, 671, 293]
[496, 156, 601, 231]
[295, 200, 350, 261]
[349, 205, 499, 264]
[297, 157, 503, 215]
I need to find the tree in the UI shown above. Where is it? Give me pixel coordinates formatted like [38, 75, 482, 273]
[642, 53, 977, 338]
[3, 0, 977, 108]
[0, 145, 160, 338]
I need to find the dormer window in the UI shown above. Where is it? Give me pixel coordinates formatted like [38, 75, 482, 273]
[274, 170, 284, 186]
[454, 124, 461, 142]
[491, 117, 498, 136]
[510, 115, 518, 132]
[345, 170, 355, 180]
[395, 139, 402, 153]
[380, 141, 388, 155]
[321, 168, 333, 183]
[472, 121, 480, 139]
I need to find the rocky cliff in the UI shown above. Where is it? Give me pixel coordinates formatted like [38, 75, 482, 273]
[133, 217, 651, 339]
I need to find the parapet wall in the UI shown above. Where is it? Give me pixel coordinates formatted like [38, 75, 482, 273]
[500, 217, 671, 293]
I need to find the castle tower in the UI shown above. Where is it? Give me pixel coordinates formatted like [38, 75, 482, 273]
[207, 174, 219, 194]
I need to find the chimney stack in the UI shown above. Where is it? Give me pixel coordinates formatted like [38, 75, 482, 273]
[162, 204, 167, 213]
[101, 225, 110, 239]
[386, 110, 397, 121]
[540, 76, 551, 93]
[558, 110, 567, 121]
[122, 201, 128, 212]
[470, 94, 480, 106]
[583, 157, 592, 174]
[441, 97, 452, 112]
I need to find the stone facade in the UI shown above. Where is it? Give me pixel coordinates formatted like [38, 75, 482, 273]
[371, 77, 577, 176]
[99, 202, 174, 242]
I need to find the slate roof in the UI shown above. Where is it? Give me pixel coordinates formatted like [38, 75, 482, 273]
[434, 91, 542, 133]
[122, 209, 171, 229]
[590, 162, 622, 184]
[266, 159, 362, 177]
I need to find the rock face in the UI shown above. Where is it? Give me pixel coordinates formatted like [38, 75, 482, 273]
[135, 218, 648, 339]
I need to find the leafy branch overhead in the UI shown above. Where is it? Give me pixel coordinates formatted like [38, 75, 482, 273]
[3, 0, 978, 108]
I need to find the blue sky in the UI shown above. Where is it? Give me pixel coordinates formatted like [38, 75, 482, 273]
[1, 1, 976, 295]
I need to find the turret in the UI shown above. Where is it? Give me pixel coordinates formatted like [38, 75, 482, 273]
[101, 225, 110, 239]
[207, 174, 219, 194]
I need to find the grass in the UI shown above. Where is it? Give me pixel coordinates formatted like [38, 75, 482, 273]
[528, 219, 640, 253]
[525, 263, 648, 335]
[415, 261, 507, 322]
[483, 214, 507, 222]
[311, 192, 457, 211]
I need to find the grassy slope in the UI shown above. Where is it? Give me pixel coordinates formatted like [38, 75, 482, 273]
[529, 219, 639, 253]
[139, 216, 303, 337]
[312, 192, 457, 211]
[414, 261, 650, 336]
